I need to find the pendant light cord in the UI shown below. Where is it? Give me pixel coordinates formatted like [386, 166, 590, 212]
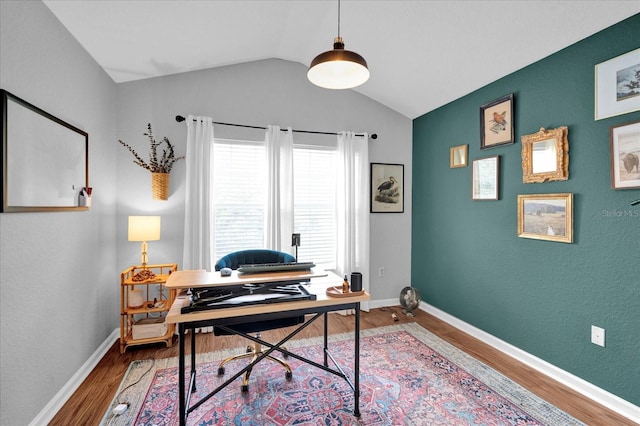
[308, 0, 370, 89]
[337, 0, 341, 38]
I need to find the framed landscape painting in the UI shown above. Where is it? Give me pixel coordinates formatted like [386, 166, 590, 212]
[595, 48, 640, 120]
[517, 193, 573, 243]
[370, 163, 403, 213]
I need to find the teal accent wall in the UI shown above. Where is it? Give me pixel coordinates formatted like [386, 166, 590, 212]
[412, 14, 640, 405]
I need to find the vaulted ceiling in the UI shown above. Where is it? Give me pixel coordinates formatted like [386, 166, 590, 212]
[43, 1, 639, 119]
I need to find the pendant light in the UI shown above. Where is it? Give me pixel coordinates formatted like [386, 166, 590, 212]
[307, 0, 369, 89]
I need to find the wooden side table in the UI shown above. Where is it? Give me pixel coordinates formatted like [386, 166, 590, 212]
[120, 263, 178, 354]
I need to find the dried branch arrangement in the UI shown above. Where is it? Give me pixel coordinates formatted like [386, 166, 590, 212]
[118, 123, 184, 173]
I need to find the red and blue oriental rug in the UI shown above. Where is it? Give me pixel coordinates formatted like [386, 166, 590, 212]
[102, 323, 583, 425]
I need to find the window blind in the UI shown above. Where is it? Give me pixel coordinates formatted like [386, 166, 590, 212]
[212, 139, 337, 269]
[293, 146, 337, 269]
[213, 139, 265, 260]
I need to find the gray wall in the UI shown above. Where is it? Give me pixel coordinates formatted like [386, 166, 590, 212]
[0, 1, 117, 424]
[0, 3, 411, 423]
[115, 58, 414, 303]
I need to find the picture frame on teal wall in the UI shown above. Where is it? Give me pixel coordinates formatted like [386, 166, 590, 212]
[521, 126, 569, 184]
[370, 162, 404, 213]
[480, 94, 514, 150]
[450, 144, 468, 168]
[517, 193, 573, 243]
[595, 48, 640, 120]
[609, 120, 640, 189]
[472, 155, 500, 200]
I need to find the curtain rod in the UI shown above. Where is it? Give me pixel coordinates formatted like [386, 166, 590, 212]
[175, 115, 377, 139]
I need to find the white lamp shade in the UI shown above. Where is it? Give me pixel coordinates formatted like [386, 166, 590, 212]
[128, 216, 161, 242]
[307, 59, 369, 89]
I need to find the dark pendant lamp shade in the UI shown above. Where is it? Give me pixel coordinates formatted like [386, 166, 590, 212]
[308, 37, 369, 89]
[308, 0, 369, 90]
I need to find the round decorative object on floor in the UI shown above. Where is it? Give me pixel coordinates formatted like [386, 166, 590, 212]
[399, 286, 421, 316]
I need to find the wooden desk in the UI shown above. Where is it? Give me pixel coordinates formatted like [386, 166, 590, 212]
[164, 267, 328, 290]
[165, 270, 370, 426]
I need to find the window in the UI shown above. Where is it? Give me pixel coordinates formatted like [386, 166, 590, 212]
[293, 145, 336, 269]
[212, 138, 337, 269]
[213, 139, 265, 259]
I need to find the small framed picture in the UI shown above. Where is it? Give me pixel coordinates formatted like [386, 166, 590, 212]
[610, 120, 640, 189]
[517, 193, 573, 243]
[371, 163, 404, 213]
[472, 155, 500, 200]
[480, 94, 514, 150]
[450, 144, 468, 168]
[595, 48, 640, 120]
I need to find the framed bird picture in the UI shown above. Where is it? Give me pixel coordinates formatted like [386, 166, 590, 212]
[370, 163, 404, 213]
[480, 93, 514, 150]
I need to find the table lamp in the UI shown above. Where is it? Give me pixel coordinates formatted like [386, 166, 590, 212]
[128, 215, 161, 280]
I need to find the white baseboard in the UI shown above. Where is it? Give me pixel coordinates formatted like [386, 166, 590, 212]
[369, 298, 397, 309]
[420, 302, 640, 424]
[29, 328, 119, 426]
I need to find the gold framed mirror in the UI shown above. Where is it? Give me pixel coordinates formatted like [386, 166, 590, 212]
[450, 144, 468, 168]
[521, 126, 568, 183]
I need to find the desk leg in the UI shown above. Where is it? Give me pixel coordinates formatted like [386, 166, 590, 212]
[178, 324, 186, 426]
[191, 328, 197, 392]
[323, 312, 328, 367]
[354, 302, 361, 418]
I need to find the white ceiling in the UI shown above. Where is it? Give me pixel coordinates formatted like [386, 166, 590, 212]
[43, 0, 639, 119]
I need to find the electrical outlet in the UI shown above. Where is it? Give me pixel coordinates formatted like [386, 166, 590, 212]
[378, 267, 385, 276]
[591, 325, 605, 347]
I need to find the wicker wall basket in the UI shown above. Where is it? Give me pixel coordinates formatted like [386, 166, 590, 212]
[151, 172, 170, 200]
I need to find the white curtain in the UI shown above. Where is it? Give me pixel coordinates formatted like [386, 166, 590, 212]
[182, 115, 215, 271]
[264, 125, 294, 253]
[336, 131, 370, 311]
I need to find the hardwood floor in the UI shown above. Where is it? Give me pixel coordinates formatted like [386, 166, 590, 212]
[50, 307, 635, 425]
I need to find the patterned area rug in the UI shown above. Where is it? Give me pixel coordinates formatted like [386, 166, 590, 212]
[102, 323, 583, 425]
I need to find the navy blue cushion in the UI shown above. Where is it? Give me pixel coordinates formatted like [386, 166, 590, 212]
[214, 249, 296, 271]
[213, 249, 302, 335]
